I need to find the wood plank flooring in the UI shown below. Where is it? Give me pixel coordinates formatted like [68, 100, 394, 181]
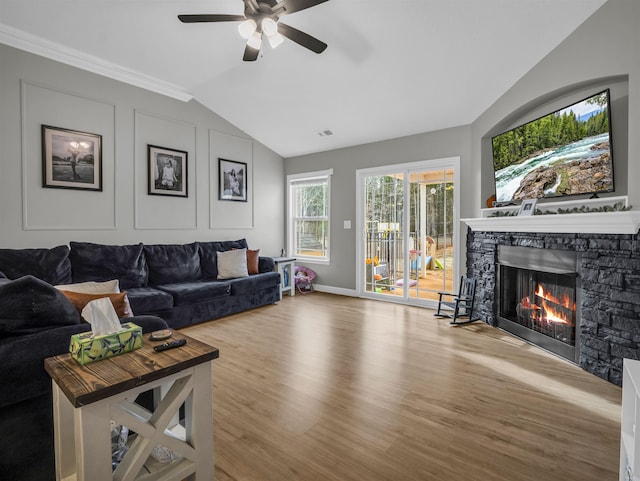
[182, 292, 622, 481]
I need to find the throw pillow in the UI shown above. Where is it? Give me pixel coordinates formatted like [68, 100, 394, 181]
[216, 249, 249, 279]
[59, 291, 134, 319]
[55, 279, 120, 293]
[246, 249, 260, 275]
[198, 239, 249, 279]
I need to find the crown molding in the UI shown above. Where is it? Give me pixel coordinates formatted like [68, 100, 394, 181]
[0, 23, 193, 103]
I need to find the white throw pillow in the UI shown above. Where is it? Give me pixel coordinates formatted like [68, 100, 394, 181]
[55, 279, 120, 294]
[217, 249, 249, 279]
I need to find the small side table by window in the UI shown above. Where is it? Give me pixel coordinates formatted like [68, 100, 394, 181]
[273, 256, 296, 299]
[44, 332, 219, 481]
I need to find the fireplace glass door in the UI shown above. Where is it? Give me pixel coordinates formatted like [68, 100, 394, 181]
[499, 266, 577, 349]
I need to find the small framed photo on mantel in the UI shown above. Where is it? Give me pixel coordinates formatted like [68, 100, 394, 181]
[148, 145, 188, 198]
[518, 198, 537, 216]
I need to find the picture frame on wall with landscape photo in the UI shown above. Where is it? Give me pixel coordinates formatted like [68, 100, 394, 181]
[148, 144, 188, 197]
[41, 125, 102, 191]
[218, 158, 247, 202]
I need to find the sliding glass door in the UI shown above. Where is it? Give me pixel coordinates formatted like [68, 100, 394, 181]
[357, 158, 459, 307]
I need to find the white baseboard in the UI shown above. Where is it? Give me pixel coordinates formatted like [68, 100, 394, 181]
[313, 284, 358, 297]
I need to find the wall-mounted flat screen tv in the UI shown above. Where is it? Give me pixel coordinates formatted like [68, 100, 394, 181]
[492, 89, 613, 204]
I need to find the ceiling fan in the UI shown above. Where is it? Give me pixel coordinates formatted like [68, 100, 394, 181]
[178, 0, 329, 61]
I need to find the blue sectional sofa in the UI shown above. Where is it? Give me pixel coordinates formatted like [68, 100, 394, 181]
[0, 238, 280, 481]
[0, 238, 281, 328]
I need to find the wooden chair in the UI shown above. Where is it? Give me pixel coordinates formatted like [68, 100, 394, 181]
[434, 276, 479, 325]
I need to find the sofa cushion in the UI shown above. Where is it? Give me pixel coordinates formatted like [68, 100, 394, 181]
[199, 239, 249, 279]
[0, 245, 72, 285]
[125, 287, 174, 314]
[156, 281, 231, 306]
[0, 275, 82, 337]
[227, 272, 281, 296]
[258, 256, 275, 273]
[143, 243, 201, 285]
[70, 242, 148, 289]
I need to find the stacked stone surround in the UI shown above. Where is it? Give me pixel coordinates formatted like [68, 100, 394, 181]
[466, 228, 640, 386]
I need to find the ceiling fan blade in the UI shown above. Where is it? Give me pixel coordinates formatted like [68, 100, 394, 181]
[243, 44, 260, 61]
[278, 22, 327, 54]
[178, 14, 246, 23]
[279, 0, 329, 15]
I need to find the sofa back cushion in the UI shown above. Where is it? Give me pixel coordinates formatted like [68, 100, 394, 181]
[143, 243, 201, 285]
[0, 275, 82, 337]
[0, 245, 72, 285]
[69, 242, 148, 289]
[199, 239, 248, 279]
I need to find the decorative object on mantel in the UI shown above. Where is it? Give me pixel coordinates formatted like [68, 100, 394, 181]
[517, 198, 536, 216]
[486, 194, 496, 208]
[489, 200, 631, 217]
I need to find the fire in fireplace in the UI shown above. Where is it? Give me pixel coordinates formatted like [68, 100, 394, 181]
[497, 246, 580, 363]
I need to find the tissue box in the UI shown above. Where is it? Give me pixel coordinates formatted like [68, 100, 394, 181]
[69, 322, 143, 365]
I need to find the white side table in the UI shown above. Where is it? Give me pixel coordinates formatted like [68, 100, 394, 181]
[44, 332, 219, 481]
[273, 256, 296, 299]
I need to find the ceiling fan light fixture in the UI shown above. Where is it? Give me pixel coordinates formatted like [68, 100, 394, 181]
[238, 19, 257, 39]
[267, 32, 284, 48]
[262, 17, 278, 37]
[247, 30, 262, 50]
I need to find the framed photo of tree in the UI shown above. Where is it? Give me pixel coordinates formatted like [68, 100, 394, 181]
[218, 158, 247, 202]
[41, 125, 102, 191]
[148, 145, 188, 198]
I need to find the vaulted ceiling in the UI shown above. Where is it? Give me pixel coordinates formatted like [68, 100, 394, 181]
[0, 0, 607, 158]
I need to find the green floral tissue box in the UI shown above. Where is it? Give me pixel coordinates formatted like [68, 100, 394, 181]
[69, 322, 142, 365]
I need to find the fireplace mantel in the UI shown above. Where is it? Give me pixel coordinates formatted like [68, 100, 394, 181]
[463, 196, 640, 234]
[462, 210, 640, 234]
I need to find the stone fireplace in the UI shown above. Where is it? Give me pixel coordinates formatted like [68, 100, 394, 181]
[464, 209, 640, 386]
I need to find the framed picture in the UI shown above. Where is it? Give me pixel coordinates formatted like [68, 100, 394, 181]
[518, 198, 537, 216]
[41, 125, 102, 191]
[218, 158, 247, 202]
[148, 145, 188, 197]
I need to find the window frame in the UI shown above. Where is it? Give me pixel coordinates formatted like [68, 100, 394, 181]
[287, 169, 333, 265]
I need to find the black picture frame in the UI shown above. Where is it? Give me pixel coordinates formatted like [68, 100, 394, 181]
[218, 158, 248, 202]
[148, 144, 188, 198]
[41, 125, 102, 191]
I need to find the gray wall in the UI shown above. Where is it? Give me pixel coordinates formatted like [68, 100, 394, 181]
[0, 45, 284, 254]
[285, 125, 472, 291]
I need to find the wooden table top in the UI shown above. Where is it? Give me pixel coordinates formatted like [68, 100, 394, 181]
[44, 331, 219, 408]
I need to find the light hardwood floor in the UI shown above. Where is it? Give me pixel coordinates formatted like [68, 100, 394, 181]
[183, 292, 622, 481]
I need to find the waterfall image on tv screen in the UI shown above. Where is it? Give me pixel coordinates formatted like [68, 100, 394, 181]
[492, 89, 613, 204]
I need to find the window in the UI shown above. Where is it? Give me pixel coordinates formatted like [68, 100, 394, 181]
[287, 169, 332, 264]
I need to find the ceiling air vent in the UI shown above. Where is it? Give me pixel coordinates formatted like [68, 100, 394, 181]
[316, 129, 334, 137]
